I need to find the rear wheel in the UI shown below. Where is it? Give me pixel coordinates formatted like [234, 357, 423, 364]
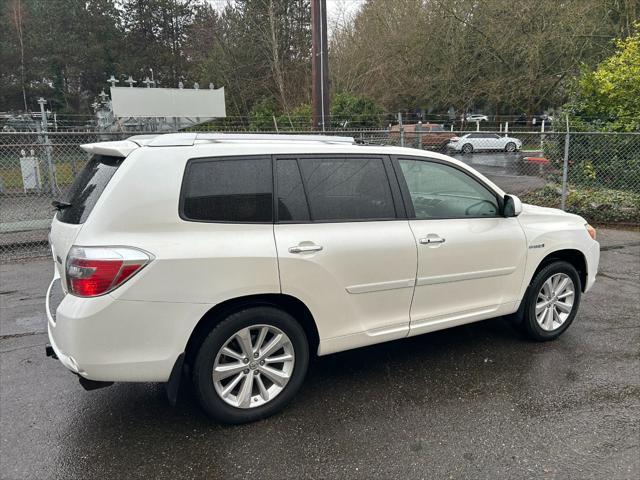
[192, 306, 309, 423]
[518, 261, 581, 341]
[462, 143, 474, 154]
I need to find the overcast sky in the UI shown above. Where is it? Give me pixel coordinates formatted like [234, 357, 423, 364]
[208, 0, 364, 35]
[326, 0, 364, 23]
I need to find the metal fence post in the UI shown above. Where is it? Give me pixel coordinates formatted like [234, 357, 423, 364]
[37, 97, 56, 195]
[398, 113, 404, 147]
[561, 114, 570, 211]
[416, 120, 422, 149]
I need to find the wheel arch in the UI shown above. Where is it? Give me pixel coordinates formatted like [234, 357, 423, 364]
[509, 248, 588, 326]
[183, 294, 320, 369]
[530, 248, 588, 292]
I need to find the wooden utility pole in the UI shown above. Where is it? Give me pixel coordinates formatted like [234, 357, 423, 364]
[311, 0, 330, 131]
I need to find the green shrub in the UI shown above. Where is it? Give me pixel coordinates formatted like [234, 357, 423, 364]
[522, 183, 640, 224]
[249, 98, 279, 131]
[542, 133, 640, 193]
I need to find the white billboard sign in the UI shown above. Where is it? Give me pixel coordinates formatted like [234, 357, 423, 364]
[110, 87, 226, 118]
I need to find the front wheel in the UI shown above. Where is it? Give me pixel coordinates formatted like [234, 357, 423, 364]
[505, 142, 517, 152]
[462, 143, 474, 154]
[519, 261, 582, 341]
[192, 306, 309, 423]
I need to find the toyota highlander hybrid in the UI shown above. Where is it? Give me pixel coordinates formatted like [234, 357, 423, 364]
[46, 133, 599, 423]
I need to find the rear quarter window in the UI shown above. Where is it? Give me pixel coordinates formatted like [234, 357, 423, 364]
[181, 156, 273, 223]
[56, 154, 124, 224]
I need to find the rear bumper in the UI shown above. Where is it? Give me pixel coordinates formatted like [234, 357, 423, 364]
[46, 275, 212, 382]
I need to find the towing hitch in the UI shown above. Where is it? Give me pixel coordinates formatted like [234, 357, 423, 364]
[45, 344, 58, 359]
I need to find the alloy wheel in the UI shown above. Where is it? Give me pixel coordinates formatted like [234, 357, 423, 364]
[212, 324, 295, 409]
[535, 273, 575, 331]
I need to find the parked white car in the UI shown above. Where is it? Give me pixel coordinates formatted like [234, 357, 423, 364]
[46, 133, 599, 423]
[465, 114, 489, 122]
[448, 133, 523, 153]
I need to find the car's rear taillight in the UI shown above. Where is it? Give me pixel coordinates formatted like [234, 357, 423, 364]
[66, 246, 153, 297]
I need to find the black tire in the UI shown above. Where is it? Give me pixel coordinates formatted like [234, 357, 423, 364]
[192, 306, 309, 424]
[462, 143, 473, 154]
[505, 142, 517, 152]
[518, 261, 582, 341]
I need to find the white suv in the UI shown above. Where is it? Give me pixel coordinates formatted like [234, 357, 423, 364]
[46, 133, 599, 423]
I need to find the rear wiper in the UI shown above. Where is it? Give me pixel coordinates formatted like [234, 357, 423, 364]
[52, 200, 72, 210]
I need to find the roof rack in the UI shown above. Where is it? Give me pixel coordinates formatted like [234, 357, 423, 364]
[196, 133, 355, 144]
[127, 132, 356, 147]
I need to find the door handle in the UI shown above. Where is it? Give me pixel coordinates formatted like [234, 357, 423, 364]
[419, 236, 446, 245]
[288, 244, 323, 254]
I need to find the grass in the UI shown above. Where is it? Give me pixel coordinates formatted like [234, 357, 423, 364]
[0, 159, 83, 192]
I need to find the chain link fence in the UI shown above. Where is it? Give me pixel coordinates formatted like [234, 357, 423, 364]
[1, 128, 638, 260]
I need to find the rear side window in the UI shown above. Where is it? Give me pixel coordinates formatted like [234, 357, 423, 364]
[57, 154, 124, 224]
[181, 157, 273, 222]
[297, 157, 396, 221]
[276, 159, 310, 221]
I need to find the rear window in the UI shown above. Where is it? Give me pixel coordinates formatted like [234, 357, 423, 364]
[57, 154, 124, 224]
[181, 157, 273, 222]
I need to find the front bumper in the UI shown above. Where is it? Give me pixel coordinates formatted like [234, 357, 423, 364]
[584, 240, 600, 293]
[46, 273, 212, 382]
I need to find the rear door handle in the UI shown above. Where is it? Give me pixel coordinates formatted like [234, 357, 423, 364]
[419, 236, 446, 245]
[288, 244, 323, 254]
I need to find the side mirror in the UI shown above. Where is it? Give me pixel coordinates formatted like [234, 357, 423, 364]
[503, 194, 523, 217]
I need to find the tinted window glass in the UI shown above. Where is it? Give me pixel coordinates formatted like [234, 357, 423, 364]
[276, 159, 310, 221]
[57, 154, 124, 224]
[399, 159, 499, 218]
[182, 157, 273, 222]
[298, 157, 395, 221]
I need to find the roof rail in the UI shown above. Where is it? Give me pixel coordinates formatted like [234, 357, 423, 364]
[195, 133, 355, 144]
[127, 132, 355, 147]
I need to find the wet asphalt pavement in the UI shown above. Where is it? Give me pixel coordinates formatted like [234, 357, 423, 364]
[1, 230, 639, 480]
[450, 152, 547, 195]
